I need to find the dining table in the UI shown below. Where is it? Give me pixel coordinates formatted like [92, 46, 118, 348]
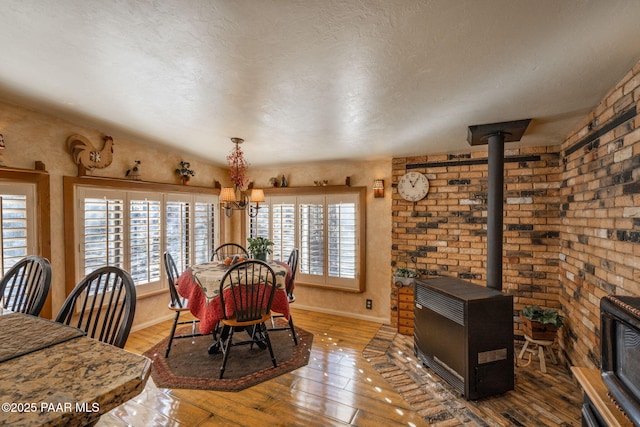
[177, 260, 293, 335]
[0, 310, 151, 427]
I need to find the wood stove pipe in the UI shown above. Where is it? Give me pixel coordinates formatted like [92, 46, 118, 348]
[467, 119, 531, 291]
[487, 132, 505, 291]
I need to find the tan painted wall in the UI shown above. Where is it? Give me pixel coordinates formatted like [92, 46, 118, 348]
[0, 99, 393, 329]
[249, 160, 392, 323]
[0, 100, 228, 328]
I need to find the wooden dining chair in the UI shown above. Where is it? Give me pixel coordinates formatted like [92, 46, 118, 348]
[0, 255, 52, 316]
[164, 251, 202, 357]
[55, 266, 136, 348]
[269, 248, 298, 344]
[217, 260, 277, 379]
[211, 243, 248, 262]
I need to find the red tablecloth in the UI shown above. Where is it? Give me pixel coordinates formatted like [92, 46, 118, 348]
[177, 260, 292, 334]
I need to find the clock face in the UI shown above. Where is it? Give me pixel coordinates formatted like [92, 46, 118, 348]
[398, 171, 429, 202]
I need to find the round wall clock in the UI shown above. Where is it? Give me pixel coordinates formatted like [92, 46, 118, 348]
[398, 171, 429, 202]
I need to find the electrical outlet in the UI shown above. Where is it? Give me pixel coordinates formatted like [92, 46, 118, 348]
[366, 299, 372, 310]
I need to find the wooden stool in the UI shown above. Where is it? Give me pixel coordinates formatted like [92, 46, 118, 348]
[518, 334, 556, 373]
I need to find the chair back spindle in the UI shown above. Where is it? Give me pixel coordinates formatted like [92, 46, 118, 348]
[220, 260, 276, 322]
[285, 248, 299, 297]
[211, 243, 248, 262]
[56, 266, 136, 348]
[0, 256, 52, 316]
[164, 252, 183, 309]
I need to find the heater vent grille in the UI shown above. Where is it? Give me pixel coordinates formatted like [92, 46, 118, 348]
[416, 285, 465, 326]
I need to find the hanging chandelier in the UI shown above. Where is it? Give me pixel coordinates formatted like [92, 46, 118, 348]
[220, 137, 264, 218]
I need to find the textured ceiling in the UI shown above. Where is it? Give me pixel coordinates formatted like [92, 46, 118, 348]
[1, 0, 640, 167]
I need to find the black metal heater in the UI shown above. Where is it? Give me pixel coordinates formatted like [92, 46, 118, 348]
[414, 119, 530, 400]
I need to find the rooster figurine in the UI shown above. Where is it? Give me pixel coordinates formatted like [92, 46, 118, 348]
[67, 134, 114, 175]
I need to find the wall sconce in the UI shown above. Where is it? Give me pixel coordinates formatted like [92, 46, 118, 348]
[373, 179, 385, 198]
[220, 187, 264, 218]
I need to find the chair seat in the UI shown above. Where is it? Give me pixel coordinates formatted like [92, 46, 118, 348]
[221, 312, 272, 328]
[168, 297, 191, 311]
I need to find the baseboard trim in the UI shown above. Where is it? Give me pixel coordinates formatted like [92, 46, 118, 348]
[292, 303, 389, 324]
[131, 313, 176, 332]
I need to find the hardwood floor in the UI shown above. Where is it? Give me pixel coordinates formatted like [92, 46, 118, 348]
[96, 308, 583, 426]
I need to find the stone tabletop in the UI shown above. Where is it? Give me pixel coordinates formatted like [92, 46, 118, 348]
[0, 313, 85, 363]
[0, 314, 151, 426]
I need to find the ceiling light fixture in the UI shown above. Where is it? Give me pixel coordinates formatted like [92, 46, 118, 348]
[220, 137, 264, 218]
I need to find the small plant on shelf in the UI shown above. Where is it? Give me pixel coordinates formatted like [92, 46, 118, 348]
[521, 305, 564, 340]
[393, 267, 418, 287]
[246, 236, 274, 261]
[394, 267, 418, 278]
[175, 161, 195, 184]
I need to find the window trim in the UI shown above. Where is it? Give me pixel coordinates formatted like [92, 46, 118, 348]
[63, 176, 220, 297]
[0, 166, 51, 317]
[253, 185, 366, 293]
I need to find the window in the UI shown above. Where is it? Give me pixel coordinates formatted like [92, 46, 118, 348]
[249, 188, 364, 292]
[165, 194, 217, 273]
[0, 183, 37, 274]
[75, 186, 218, 295]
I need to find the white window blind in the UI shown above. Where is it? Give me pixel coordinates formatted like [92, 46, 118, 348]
[299, 197, 324, 277]
[193, 199, 216, 265]
[165, 194, 218, 271]
[271, 198, 296, 262]
[249, 203, 270, 241]
[77, 188, 219, 295]
[0, 183, 36, 274]
[129, 197, 161, 284]
[82, 195, 124, 275]
[165, 199, 189, 273]
[327, 196, 357, 279]
[248, 190, 362, 291]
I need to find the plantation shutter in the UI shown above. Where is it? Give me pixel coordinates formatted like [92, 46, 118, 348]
[194, 199, 216, 265]
[129, 195, 162, 284]
[299, 196, 324, 277]
[0, 183, 36, 273]
[326, 194, 358, 283]
[81, 190, 125, 275]
[165, 199, 190, 272]
[270, 197, 295, 262]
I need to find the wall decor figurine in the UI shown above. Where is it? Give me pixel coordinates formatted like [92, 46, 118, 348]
[280, 174, 288, 187]
[126, 160, 141, 180]
[175, 161, 195, 184]
[67, 134, 114, 176]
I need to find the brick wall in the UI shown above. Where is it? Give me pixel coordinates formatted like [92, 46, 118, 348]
[390, 59, 640, 369]
[391, 147, 562, 337]
[559, 61, 640, 368]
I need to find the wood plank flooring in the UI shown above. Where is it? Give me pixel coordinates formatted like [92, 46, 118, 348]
[96, 308, 583, 426]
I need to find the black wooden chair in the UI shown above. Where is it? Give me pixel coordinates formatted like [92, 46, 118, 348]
[211, 243, 248, 262]
[164, 251, 202, 357]
[0, 255, 52, 316]
[269, 248, 298, 344]
[217, 260, 277, 379]
[55, 266, 136, 348]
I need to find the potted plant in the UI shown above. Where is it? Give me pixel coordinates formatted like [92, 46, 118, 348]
[520, 305, 564, 341]
[175, 161, 195, 184]
[393, 267, 419, 287]
[246, 236, 274, 261]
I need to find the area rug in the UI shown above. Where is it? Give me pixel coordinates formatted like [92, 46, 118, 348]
[144, 321, 313, 391]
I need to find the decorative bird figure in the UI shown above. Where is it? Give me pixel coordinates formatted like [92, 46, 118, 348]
[126, 160, 141, 180]
[67, 134, 114, 175]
